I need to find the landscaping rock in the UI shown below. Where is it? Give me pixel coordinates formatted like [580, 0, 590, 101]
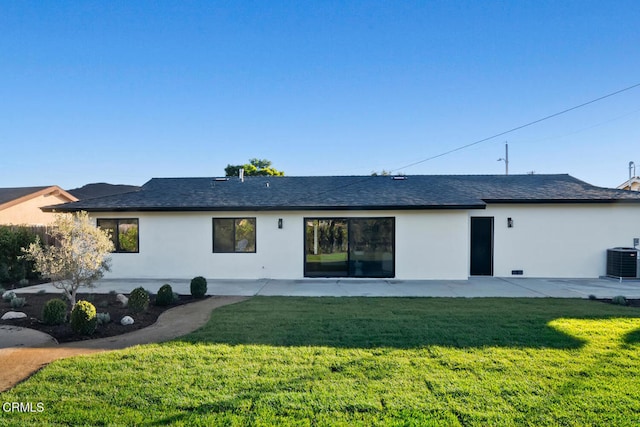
[120, 316, 134, 326]
[116, 294, 128, 307]
[1, 311, 27, 320]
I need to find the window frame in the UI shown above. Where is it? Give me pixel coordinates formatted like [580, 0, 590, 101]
[96, 218, 140, 254]
[303, 216, 395, 278]
[212, 217, 257, 253]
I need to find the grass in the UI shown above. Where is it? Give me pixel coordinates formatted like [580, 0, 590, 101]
[2, 297, 640, 426]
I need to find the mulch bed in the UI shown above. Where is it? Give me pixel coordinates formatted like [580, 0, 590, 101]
[595, 298, 640, 308]
[0, 291, 200, 343]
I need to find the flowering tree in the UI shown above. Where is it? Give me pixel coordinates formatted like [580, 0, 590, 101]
[23, 211, 114, 307]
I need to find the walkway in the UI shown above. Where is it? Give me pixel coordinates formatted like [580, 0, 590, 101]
[16, 276, 640, 298]
[0, 296, 247, 392]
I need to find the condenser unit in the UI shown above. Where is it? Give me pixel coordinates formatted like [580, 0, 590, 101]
[606, 248, 639, 279]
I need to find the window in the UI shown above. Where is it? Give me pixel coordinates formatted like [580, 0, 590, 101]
[304, 217, 394, 278]
[213, 218, 256, 253]
[96, 219, 139, 253]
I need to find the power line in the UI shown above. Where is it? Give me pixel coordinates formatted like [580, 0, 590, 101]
[260, 81, 640, 209]
[390, 81, 640, 173]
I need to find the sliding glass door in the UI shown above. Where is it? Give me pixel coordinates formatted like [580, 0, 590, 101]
[304, 219, 349, 276]
[304, 217, 395, 278]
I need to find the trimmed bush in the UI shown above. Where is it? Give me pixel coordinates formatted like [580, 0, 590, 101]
[42, 298, 68, 325]
[96, 312, 111, 325]
[10, 297, 25, 308]
[70, 300, 97, 335]
[156, 284, 174, 306]
[128, 287, 150, 313]
[190, 276, 207, 298]
[612, 295, 628, 306]
[2, 290, 16, 302]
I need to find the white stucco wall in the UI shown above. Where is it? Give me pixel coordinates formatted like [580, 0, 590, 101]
[93, 203, 640, 280]
[95, 210, 470, 280]
[476, 204, 640, 278]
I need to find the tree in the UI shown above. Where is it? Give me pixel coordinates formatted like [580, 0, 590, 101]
[225, 158, 285, 177]
[22, 211, 114, 307]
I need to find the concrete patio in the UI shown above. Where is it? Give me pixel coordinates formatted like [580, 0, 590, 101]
[15, 276, 640, 299]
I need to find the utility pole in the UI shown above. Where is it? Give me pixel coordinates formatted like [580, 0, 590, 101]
[498, 142, 509, 175]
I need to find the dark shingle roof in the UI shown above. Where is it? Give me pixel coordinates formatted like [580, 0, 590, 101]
[45, 174, 640, 213]
[0, 186, 51, 205]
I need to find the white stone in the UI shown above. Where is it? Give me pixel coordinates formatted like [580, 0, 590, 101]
[116, 294, 128, 307]
[120, 316, 134, 326]
[1, 311, 27, 320]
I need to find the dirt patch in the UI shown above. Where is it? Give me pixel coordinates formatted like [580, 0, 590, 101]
[0, 291, 201, 343]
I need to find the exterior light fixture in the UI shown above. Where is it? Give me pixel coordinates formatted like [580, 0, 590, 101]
[278, 218, 283, 229]
[507, 218, 513, 228]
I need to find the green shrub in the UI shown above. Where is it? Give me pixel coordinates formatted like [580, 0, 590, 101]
[612, 295, 628, 306]
[190, 276, 207, 298]
[2, 290, 16, 302]
[42, 298, 68, 325]
[70, 300, 97, 335]
[155, 284, 174, 306]
[128, 287, 150, 313]
[96, 312, 111, 325]
[10, 296, 25, 308]
[0, 225, 40, 284]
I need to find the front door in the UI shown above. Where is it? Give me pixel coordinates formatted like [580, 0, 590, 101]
[470, 217, 493, 276]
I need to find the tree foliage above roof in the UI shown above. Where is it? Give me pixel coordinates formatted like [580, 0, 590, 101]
[225, 158, 285, 177]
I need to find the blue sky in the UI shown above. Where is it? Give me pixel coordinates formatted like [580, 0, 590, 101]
[1, 1, 639, 189]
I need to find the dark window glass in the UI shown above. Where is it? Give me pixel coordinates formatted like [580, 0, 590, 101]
[305, 217, 394, 278]
[304, 219, 349, 276]
[349, 218, 394, 277]
[97, 219, 139, 253]
[213, 218, 256, 253]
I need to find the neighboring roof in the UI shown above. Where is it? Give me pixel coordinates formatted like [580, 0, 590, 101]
[68, 183, 141, 200]
[44, 174, 640, 213]
[0, 186, 78, 211]
[617, 176, 640, 191]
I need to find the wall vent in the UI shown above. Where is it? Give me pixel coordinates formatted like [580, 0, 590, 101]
[511, 270, 523, 275]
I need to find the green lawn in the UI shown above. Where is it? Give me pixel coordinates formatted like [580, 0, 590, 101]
[2, 297, 640, 426]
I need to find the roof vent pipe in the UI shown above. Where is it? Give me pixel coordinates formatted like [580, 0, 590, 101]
[239, 168, 244, 183]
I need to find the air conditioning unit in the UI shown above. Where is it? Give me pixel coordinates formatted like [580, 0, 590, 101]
[606, 248, 639, 279]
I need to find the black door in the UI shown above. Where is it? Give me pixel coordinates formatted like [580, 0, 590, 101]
[470, 217, 493, 276]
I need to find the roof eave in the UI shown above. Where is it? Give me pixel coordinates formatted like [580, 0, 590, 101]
[484, 199, 640, 204]
[44, 203, 486, 213]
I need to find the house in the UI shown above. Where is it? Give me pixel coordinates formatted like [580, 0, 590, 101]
[44, 174, 640, 280]
[0, 186, 78, 225]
